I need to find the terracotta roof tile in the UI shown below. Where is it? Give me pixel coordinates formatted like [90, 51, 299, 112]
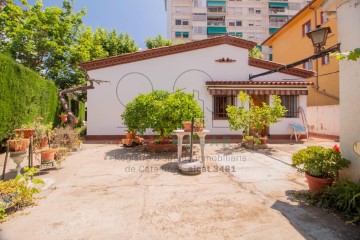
[249, 57, 315, 78]
[80, 35, 257, 71]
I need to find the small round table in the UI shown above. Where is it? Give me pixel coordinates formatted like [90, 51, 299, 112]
[173, 129, 209, 175]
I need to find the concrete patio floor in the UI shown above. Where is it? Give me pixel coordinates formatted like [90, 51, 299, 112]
[1, 141, 359, 240]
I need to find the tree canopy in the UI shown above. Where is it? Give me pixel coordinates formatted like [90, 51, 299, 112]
[248, 47, 264, 59]
[0, 0, 138, 89]
[121, 90, 204, 138]
[145, 34, 174, 49]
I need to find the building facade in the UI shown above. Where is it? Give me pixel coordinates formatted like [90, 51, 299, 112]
[164, 0, 308, 47]
[80, 36, 313, 139]
[262, 0, 340, 137]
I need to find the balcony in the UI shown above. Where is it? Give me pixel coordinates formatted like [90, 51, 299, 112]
[207, 6, 226, 16]
[269, 21, 286, 28]
[207, 20, 226, 26]
[269, 7, 289, 15]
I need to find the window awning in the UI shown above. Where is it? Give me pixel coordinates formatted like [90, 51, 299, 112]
[208, 89, 309, 95]
[207, 27, 227, 34]
[269, 28, 278, 34]
[269, 2, 289, 7]
[206, 81, 314, 96]
[207, 1, 226, 7]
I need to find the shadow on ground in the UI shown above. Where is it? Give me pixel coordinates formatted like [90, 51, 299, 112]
[271, 190, 360, 240]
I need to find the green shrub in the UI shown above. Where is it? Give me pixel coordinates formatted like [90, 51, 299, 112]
[0, 54, 59, 143]
[294, 179, 360, 224]
[291, 146, 351, 178]
[0, 167, 44, 222]
[121, 90, 203, 137]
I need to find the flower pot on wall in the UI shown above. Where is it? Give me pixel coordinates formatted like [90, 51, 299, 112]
[8, 139, 30, 152]
[183, 121, 192, 132]
[305, 172, 334, 193]
[60, 115, 68, 123]
[14, 129, 35, 139]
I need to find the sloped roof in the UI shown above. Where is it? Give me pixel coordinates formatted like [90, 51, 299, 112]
[80, 35, 314, 78]
[80, 35, 257, 71]
[248, 57, 315, 78]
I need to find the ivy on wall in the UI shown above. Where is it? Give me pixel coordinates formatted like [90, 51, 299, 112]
[0, 54, 59, 142]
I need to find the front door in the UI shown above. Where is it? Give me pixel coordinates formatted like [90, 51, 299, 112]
[250, 95, 268, 137]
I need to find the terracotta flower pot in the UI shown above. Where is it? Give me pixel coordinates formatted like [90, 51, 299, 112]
[183, 121, 192, 132]
[125, 132, 136, 139]
[305, 172, 334, 193]
[8, 139, 30, 152]
[60, 115, 68, 123]
[41, 149, 56, 162]
[260, 138, 267, 144]
[40, 137, 49, 148]
[13, 129, 34, 139]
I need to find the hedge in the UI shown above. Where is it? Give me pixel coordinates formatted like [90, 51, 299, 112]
[0, 54, 59, 142]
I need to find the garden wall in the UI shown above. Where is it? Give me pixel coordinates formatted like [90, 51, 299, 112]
[307, 105, 340, 137]
[0, 54, 59, 142]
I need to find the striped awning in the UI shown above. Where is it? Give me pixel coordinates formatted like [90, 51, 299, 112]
[208, 89, 308, 95]
[206, 81, 313, 96]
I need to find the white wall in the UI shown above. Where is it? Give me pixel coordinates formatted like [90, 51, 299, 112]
[337, 0, 360, 182]
[322, 0, 360, 182]
[307, 105, 339, 136]
[269, 95, 307, 135]
[87, 44, 308, 137]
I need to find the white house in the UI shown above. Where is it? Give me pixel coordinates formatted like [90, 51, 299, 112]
[80, 36, 314, 140]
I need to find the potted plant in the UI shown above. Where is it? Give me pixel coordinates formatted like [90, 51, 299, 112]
[54, 147, 69, 168]
[260, 136, 267, 145]
[124, 129, 137, 139]
[291, 145, 351, 193]
[8, 136, 29, 152]
[14, 123, 35, 139]
[40, 148, 57, 163]
[33, 120, 53, 149]
[194, 118, 204, 132]
[244, 135, 254, 145]
[121, 90, 203, 151]
[227, 92, 286, 146]
[60, 113, 68, 123]
[183, 121, 192, 132]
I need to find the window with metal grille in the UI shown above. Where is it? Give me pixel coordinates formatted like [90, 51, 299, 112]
[213, 96, 236, 119]
[280, 95, 299, 118]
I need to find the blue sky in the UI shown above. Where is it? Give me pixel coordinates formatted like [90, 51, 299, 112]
[22, 0, 167, 48]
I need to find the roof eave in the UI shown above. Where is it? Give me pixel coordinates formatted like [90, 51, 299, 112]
[80, 36, 257, 71]
[248, 57, 315, 78]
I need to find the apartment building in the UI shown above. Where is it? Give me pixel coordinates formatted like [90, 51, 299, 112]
[164, 0, 308, 49]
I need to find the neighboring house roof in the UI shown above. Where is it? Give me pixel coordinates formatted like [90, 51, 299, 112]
[80, 35, 257, 71]
[248, 57, 315, 78]
[262, 0, 321, 46]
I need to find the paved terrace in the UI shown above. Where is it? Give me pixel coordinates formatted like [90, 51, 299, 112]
[1, 140, 359, 240]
